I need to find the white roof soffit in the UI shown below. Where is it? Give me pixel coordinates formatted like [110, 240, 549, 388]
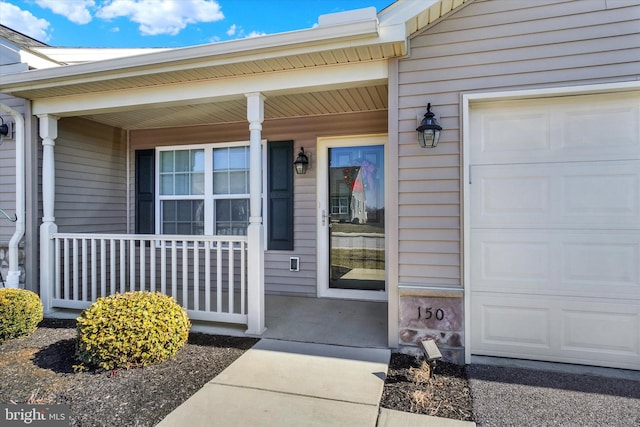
[0, 7, 393, 97]
[378, 0, 469, 37]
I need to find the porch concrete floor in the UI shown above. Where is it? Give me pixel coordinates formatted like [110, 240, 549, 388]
[263, 295, 388, 348]
[189, 294, 388, 348]
[49, 294, 388, 348]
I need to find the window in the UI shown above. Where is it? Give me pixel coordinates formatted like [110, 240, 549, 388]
[157, 143, 254, 236]
[213, 146, 250, 235]
[331, 196, 349, 215]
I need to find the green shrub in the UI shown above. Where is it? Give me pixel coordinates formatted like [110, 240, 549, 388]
[76, 291, 191, 370]
[0, 288, 43, 343]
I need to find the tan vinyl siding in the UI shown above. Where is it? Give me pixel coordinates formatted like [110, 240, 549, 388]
[55, 117, 127, 233]
[130, 110, 387, 296]
[396, 0, 640, 288]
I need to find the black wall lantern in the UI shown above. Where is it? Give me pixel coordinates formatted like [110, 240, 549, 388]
[416, 103, 442, 148]
[0, 117, 9, 145]
[294, 147, 309, 175]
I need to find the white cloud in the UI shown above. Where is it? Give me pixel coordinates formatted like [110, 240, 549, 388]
[245, 31, 266, 38]
[224, 24, 264, 40]
[35, 0, 95, 25]
[96, 0, 224, 36]
[0, 1, 51, 41]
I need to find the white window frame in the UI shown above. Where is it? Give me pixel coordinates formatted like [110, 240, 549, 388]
[155, 141, 267, 238]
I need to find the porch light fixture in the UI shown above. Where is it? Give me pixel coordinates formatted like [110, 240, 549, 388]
[419, 338, 443, 378]
[416, 103, 442, 148]
[0, 117, 9, 145]
[294, 147, 309, 175]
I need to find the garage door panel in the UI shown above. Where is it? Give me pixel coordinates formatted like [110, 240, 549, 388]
[472, 229, 640, 298]
[472, 161, 640, 228]
[562, 238, 639, 289]
[562, 103, 640, 151]
[473, 232, 551, 286]
[475, 296, 551, 349]
[561, 167, 639, 219]
[476, 110, 551, 156]
[561, 307, 640, 357]
[475, 171, 550, 220]
[472, 293, 640, 369]
[471, 92, 640, 165]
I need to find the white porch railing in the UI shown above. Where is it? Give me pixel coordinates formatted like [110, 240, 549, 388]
[51, 233, 248, 325]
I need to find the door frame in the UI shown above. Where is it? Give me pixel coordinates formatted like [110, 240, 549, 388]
[316, 134, 388, 301]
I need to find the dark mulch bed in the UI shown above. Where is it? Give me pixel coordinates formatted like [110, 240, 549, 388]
[381, 352, 475, 422]
[0, 318, 258, 427]
[2, 319, 475, 425]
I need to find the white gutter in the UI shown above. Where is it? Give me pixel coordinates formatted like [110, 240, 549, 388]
[0, 103, 25, 288]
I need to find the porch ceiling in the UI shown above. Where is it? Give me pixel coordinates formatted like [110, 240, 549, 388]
[78, 84, 389, 129]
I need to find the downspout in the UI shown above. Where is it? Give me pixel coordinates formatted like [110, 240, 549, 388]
[0, 103, 25, 288]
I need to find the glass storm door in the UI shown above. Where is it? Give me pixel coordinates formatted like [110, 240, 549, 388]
[317, 136, 386, 300]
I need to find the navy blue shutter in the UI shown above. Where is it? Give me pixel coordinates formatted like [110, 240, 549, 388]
[135, 149, 155, 234]
[267, 141, 294, 250]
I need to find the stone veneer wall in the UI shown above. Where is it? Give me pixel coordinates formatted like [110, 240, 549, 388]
[398, 288, 465, 364]
[0, 243, 26, 287]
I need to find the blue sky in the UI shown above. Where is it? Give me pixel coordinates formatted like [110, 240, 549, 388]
[0, 0, 395, 48]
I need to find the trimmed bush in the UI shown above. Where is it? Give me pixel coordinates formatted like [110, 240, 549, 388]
[0, 288, 43, 343]
[76, 291, 191, 370]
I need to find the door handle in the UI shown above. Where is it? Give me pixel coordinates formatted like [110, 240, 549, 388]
[322, 210, 332, 226]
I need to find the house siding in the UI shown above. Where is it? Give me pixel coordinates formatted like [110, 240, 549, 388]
[129, 110, 387, 297]
[395, 0, 640, 360]
[54, 117, 127, 233]
[397, 0, 640, 290]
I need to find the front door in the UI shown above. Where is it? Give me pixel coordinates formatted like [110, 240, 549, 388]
[317, 135, 387, 300]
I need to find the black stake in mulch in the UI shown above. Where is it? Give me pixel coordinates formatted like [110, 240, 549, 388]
[419, 339, 443, 378]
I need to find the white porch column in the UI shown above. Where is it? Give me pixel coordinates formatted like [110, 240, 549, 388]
[38, 114, 59, 313]
[245, 92, 266, 335]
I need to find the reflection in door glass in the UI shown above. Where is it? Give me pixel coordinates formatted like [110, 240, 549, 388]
[328, 144, 385, 291]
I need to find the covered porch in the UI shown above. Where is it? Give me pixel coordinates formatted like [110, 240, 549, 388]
[5, 7, 401, 346]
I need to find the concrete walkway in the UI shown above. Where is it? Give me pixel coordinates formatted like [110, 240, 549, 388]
[157, 339, 475, 427]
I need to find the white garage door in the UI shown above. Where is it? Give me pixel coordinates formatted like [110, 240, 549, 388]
[469, 91, 640, 370]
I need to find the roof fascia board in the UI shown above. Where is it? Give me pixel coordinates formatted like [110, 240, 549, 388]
[33, 47, 173, 64]
[1, 18, 380, 90]
[31, 59, 388, 117]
